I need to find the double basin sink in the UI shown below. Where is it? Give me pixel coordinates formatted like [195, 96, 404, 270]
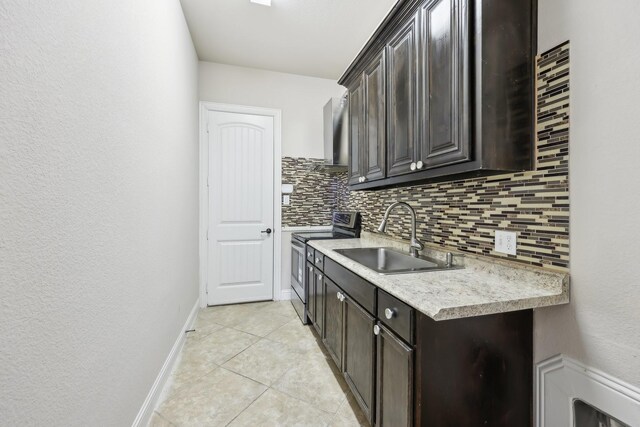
[334, 247, 461, 275]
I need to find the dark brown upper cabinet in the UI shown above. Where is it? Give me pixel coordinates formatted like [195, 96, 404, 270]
[419, 0, 470, 169]
[339, 0, 535, 190]
[386, 12, 419, 177]
[348, 50, 386, 185]
[347, 79, 364, 186]
[363, 51, 386, 182]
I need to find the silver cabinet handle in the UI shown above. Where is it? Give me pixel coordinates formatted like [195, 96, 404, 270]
[410, 162, 417, 171]
[336, 292, 341, 300]
[373, 324, 381, 335]
[317, 274, 322, 281]
[308, 251, 312, 257]
[315, 257, 320, 263]
[362, 176, 367, 182]
[384, 308, 397, 320]
[416, 160, 424, 169]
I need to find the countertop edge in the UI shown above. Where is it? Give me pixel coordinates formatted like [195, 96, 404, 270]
[309, 239, 570, 322]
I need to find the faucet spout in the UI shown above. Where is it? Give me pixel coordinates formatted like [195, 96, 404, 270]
[377, 202, 424, 257]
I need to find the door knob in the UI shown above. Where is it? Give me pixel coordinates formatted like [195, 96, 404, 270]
[261, 228, 272, 234]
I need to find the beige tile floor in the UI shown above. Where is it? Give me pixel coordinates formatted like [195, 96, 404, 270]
[150, 301, 369, 427]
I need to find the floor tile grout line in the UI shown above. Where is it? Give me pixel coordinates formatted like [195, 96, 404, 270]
[222, 386, 270, 427]
[152, 410, 178, 427]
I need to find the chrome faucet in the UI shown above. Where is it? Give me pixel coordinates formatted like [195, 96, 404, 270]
[377, 202, 424, 257]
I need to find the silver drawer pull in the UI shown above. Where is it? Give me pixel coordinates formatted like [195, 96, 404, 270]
[373, 324, 381, 335]
[315, 257, 320, 263]
[384, 308, 397, 320]
[410, 162, 417, 171]
[416, 160, 424, 169]
[317, 274, 322, 280]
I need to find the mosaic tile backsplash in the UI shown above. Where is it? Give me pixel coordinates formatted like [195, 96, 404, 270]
[336, 42, 570, 271]
[281, 157, 340, 227]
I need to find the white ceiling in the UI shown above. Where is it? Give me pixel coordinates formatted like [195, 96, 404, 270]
[180, 0, 398, 80]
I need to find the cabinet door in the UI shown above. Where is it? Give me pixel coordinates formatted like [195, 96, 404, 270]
[386, 13, 419, 177]
[322, 278, 343, 369]
[376, 323, 414, 427]
[363, 50, 386, 182]
[343, 295, 376, 424]
[313, 270, 324, 336]
[306, 263, 315, 323]
[348, 78, 365, 185]
[419, 0, 470, 168]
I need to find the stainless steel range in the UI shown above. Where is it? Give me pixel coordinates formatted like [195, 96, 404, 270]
[290, 211, 361, 324]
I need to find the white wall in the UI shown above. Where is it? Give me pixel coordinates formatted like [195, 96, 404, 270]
[0, 0, 199, 425]
[199, 61, 346, 158]
[535, 0, 640, 387]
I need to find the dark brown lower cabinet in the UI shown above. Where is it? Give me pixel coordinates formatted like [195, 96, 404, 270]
[313, 269, 324, 337]
[323, 278, 343, 368]
[343, 295, 376, 424]
[376, 322, 413, 427]
[306, 263, 315, 324]
[414, 310, 533, 426]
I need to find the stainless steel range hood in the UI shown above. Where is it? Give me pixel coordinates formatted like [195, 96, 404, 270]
[315, 95, 348, 173]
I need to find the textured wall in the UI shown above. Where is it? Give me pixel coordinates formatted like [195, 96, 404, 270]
[198, 61, 345, 158]
[281, 157, 341, 226]
[534, 0, 640, 391]
[337, 46, 570, 271]
[0, 0, 199, 425]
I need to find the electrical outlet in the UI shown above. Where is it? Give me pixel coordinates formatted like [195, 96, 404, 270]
[495, 230, 517, 255]
[282, 195, 290, 206]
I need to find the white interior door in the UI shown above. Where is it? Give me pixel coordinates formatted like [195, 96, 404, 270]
[207, 110, 274, 305]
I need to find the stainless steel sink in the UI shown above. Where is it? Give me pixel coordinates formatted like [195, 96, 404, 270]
[334, 247, 461, 275]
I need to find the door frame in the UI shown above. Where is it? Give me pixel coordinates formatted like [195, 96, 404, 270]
[199, 101, 282, 308]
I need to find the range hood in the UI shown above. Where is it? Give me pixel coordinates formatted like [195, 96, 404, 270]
[314, 95, 348, 172]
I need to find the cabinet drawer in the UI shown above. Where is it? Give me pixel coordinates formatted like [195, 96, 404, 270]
[306, 246, 315, 263]
[324, 257, 376, 315]
[314, 253, 324, 270]
[378, 290, 414, 345]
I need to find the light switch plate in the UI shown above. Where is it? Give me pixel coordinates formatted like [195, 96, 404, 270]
[282, 195, 290, 206]
[495, 230, 517, 255]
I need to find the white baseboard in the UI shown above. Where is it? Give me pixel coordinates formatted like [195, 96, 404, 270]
[132, 300, 199, 427]
[280, 289, 292, 300]
[536, 354, 640, 427]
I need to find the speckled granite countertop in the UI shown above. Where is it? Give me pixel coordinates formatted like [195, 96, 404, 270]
[309, 232, 569, 321]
